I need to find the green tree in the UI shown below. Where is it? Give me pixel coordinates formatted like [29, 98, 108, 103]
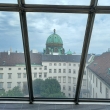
[1, 86, 24, 97]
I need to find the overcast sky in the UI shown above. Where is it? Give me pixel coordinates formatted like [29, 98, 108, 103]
[0, 0, 110, 54]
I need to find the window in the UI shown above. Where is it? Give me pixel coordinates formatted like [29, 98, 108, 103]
[83, 79, 86, 86]
[63, 76, 66, 83]
[44, 73, 47, 78]
[0, 82, 3, 89]
[17, 82, 21, 88]
[63, 63, 66, 66]
[53, 77, 57, 80]
[63, 69, 66, 73]
[100, 82, 102, 93]
[59, 69, 61, 73]
[96, 78, 98, 87]
[106, 88, 109, 98]
[73, 70, 76, 74]
[63, 85, 66, 90]
[69, 69, 71, 73]
[68, 77, 71, 83]
[18, 73, 21, 78]
[84, 70, 86, 75]
[0, 68, 3, 70]
[7, 82, 11, 88]
[0, 73, 3, 79]
[49, 63, 52, 66]
[73, 77, 76, 84]
[34, 73, 37, 78]
[24, 68, 26, 70]
[68, 93, 71, 97]
[9, 68, 11, 70]
[34, 68, 37, 70]
[49, 69, 52, 73]
[8, 73, 12, 79]
[39, 73, 42, 78]
[39, 68, 42, 70]
[59, 63, 61, 66]
[68, 86, 71, 91]
[18, 68, 21, 70]
[69, 63, 71, 66]
[73, 64, 76, 66]
[44, 66, 47, 70]
[23, 73, 26, 78]
[93, 74, 94, 83]
[49, 77, 52, 79]
[54, 63, 57, 66]
[54, 69, 56, 73]
[58, 76, 61, 83]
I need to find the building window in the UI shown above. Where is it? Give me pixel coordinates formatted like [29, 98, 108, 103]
[53, 77, 57, 80]
[68, 86, 71, 91]
[63, 69, 66, 73]
[0, 82, 3, 89]
[73, 64, 76, 66]
[63, 85, 66, 90]
[59, 63, 61, 66]
[7, 82, 11, 88]
[9, 68, 11, 70]
[18, 68, 21, 70]
[69, 69, 71, 73]
[73, 77, 76, 84]
[93, 74, 94, 83]
[0, 73, 3, 79]
[59, 69, 61, 73]
[23, 73, 26, 78]
[68, 93, 71, 97]
[96, 78, 98, 87]
[49, 69, 52, 73]
[17, 82, 21, 88]
[63, 76, 66, 83]
[49, 77, 52, 79]
[69, 63, 71, 66]
[39, 68, 42, 70]
[73, 70, 76, 74]
[84, 70, 86, 75]
[100, 82, 102, 93]
[83, 79, 86, 86]
[54, 69, 56, 73]
[54, 63, 57, 66]
[0, 68, 3, 70]
[34, 68, 37, 70]
[49, 63, 52, 66]
[39, 73, 42, 78]
[63, 63, 66, 66]
[58, 77, 61, 83]
[24, 68, 26, 70]
[68, 77, 71, 83]
[8, 73, 12, 79]
[106, 88, 109, 98]
[17, 73, 21, 78]
[44, 73, 47, 78]
[44, 66, 47, 70]
[34, 73, 37, 78]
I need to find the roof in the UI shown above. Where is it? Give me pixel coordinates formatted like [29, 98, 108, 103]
[0, 52, 42, 66]
[42, 54, 91, 63]
[87, 52, 110, 86]
[46, 30, 63, 45]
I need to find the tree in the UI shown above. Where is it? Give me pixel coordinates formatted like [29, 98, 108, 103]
[1, 86, 24, 97]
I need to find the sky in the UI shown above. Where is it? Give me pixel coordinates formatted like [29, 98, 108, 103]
[0, 0, 110, 54]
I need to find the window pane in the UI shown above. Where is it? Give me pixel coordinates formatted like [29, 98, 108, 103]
[98, 0, 110, 6]
[25, 0, 90, 5]
[80, 14, 110, 99]
[0, 12, 28, 97]
[27, 12, 88, 98]
[0, 0, 17, 3]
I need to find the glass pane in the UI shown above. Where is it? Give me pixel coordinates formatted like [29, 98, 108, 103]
[80, 14, 110, 98]
[0, 12, 28, 97]
[26, 0, 90, 5]
[98, 0, 110, 6]
[27, 12, 88, 98]
[0, 0, 17, 3]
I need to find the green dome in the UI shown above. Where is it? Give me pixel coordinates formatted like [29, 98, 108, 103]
[46, 30, 63, 45]
[66, 49, 72, 55]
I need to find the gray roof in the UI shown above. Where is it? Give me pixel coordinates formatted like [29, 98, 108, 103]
[0, 52, 42, 66]
[42, 54, 91, 62]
